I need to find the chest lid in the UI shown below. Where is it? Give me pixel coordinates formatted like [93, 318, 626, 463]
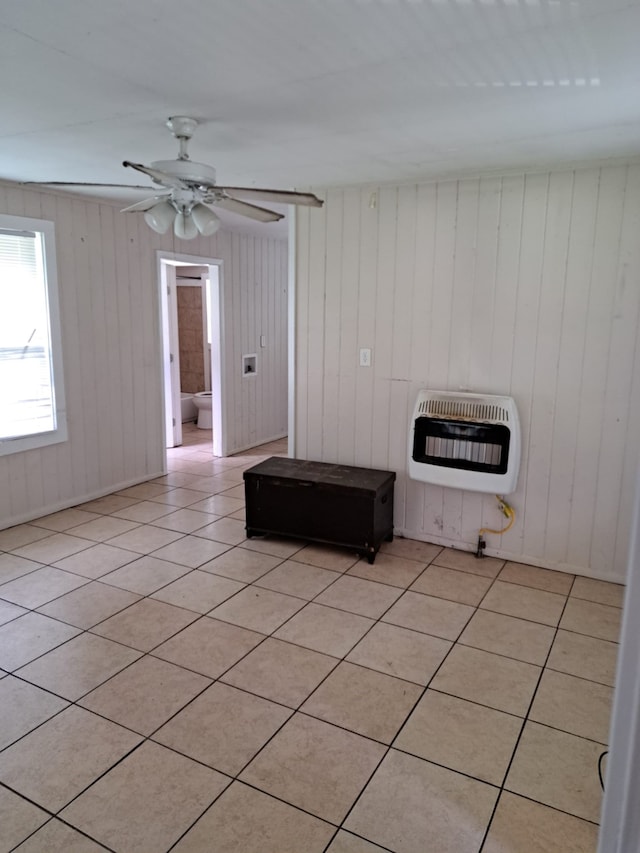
[243, 457, 395, 495]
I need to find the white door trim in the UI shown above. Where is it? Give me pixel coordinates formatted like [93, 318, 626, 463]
[156, 250, 226, 456]
[158, 260, 180, 448]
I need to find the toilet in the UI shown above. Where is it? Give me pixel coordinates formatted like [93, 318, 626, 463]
[193, 392, 213, 429]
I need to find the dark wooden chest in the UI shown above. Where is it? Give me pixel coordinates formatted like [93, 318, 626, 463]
[243, 457, 396, 563]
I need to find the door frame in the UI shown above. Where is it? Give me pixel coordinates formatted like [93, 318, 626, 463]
[156, 250, 226, 457]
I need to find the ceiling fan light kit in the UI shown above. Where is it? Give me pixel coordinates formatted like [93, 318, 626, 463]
[174, 210, 199, 240]
[143, 199, 221, 238]
[191, 203, 221, 236]
[24, 115, 323, 239]
[143, 200, 175, 234]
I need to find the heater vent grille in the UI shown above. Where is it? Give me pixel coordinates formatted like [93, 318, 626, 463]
[417, 398, 509, 423]
[409, 390, 521, 494]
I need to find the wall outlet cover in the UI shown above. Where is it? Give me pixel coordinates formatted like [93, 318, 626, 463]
[359, 348, 372, 367]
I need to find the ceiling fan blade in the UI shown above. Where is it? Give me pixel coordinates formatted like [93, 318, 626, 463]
[214, 197, 284, 222]
[120, 195, 170, 213]
[217, 187, 323, 208]
[122, 161, 185, 188]
[22, 181, 154, 190]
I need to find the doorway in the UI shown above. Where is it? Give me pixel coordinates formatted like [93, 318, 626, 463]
[157, 251, 225, 457]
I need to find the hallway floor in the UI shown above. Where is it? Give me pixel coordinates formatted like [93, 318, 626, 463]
[0, 427, 623, 852]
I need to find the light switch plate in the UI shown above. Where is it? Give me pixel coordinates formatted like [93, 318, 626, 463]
[359, 348, 372, 367]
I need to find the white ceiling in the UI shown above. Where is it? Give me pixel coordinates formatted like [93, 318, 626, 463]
[1, 0, 639, 235]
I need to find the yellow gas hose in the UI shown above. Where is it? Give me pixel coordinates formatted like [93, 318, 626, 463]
[479, 496, 515, 537]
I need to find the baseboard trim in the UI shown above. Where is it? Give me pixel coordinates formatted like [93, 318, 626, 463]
[0, 471, 167, 531]
[226, 433, 288, 457]
[395, 527, 626, 584]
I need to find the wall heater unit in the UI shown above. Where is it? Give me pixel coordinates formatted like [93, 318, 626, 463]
[408, 390, 521, 494]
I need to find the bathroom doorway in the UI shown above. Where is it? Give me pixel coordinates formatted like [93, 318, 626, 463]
[157, 251, 225, 456]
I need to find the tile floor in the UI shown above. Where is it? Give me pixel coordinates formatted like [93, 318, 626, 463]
[0, 424, 625, 852]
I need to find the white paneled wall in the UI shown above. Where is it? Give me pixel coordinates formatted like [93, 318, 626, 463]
[222, 231, 288, 453]
[0, 184, 287, 529]
[294, 165, 640, 581]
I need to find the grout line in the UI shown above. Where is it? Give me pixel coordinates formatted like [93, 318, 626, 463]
[5, 812, 119, 853]
[516, 718, 608, 748]
[0, 779, 57, 818]
[0, 443, 620, 850]
[329, 552, 496, 836]
[477, 575, 581, 851]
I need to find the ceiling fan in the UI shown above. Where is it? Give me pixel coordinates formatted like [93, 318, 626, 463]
[24, 116, 323, 239]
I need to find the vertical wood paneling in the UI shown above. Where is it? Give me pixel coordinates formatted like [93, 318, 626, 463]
[0, 184, 288, 528]
[489, 175, 524, 393]
[615, 310, 640, 573]
[409, 183, 437, 385]
[97, 204, 124, 486]
[219, 230, 236, 454]
[322, 189, 345, 462]
[468, 178, 501, 392]
[522, 171, 573, 558]
[443, 179, 480, 543]
[353, 188, 378, 469]
[113, 207, 136, 478]
[261, 240, 270, 441]
[142, 219, 165, 471]
[74, 199, 99, 493]
[391, 186, 417, 382]
[239, 233, 250, 449]
[219, 232, 288, 455]
[238, 234, 248, 447]
[295, 164, 640, 581]
[243, 236, 251, 445]
[405, 185, 438, 534]
[483, 174, 524, 552]
[1, 187, 31, 517]
[544, 170, 599, 563]
[371, 187, 398, 469]
[306, 192, 328, 459]
[279, 240, 288, 433]
[422, 181, 457, 538]
[294, 206, 310, 459]
[428, 181, 458, 390]
[591, 166, 640, 573]
[38, 191, 64, 507]
[567, 167, 627, 571]
[447, 179, 479, 392]
[463, 177, 501, 543]
[87, 202, 111, 487]
[387, 185, 415, 526]
[21, 190, 46, 513]
[373, 188, 398, 383]
[58, 194, 88, 497]
[249, 237, 257, 444]
[47, 192, 75, 504]
[337, 188, 360, 465]
[1, 187, 27, 519]
[509, 173, 548, 554]
[388, 380, 411, 529]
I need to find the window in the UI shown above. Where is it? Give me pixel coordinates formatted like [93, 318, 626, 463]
[0, 214, 67, 455]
